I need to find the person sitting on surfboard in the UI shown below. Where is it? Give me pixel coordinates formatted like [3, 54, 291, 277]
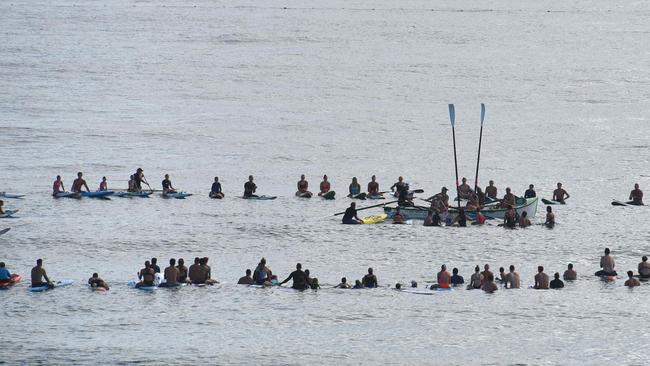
[318, 175, 330, 196]
[450, 268, 464, 286]
[201, 257, 219, 285]
[552, 182, 570, 204]
[342, 202, 363, 224]
[209, 177, 224, 198]
[638, 256, 650, 279]
[505, 265, 521, 289]
[52, 175, 65, 195]
[71, 172, 89, 193]
[624, 271, 640, 287]
[430, 264, 451, 289]
[177, 258, 189, 283]
[348, 177, 361, 197]
[485, 180, 498, 200]
[596, 248, 617, 277]
[629, 183, 643, 205]
[237, 269, 254, 285]
[136, 261, 155, 288]
[253, 258, 272, 286]
[88, 273, 109, 290]
[524, 184, 536, 198]
[159, 258, 180, 287]
[367, 175, 380, 197]
[544, 206, 555, 228]
[31, 259, 53, 289]
[534, 266, 550, 289]
[161, 174, 176, 194]
[458, 177, 472, 200]
[481, 273, 498, 293]
[563, 263, 577, 281]
[244, 175, 257, 198]
[296, 175, 312, 197]
[98, 177, 108, 191]
[549, 273, 564, 289]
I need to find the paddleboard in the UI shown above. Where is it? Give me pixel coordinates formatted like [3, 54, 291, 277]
[0, 192, 25, 199]
[53, 192, 81, 199]
[28, 279, 74, 292]
[80, 191, 114, 198]
[0, 228, 10, 236]
[115, 191, 152, 198]
[0, 274, 22, 290]
[161, 191, 192, 199]
[349, 193, 367, 200]
[128, 280, 157, 290]
[321, 191, 336, 200]
[362, 214, 388, 224]
[0, 209, 18, 218]
[296, 191, 313, 198]
[243, 195, 277, 200]
[541, 198, 562, 205]
[367, 194, 385, 200]
[611, 200, 643, 206]
[91, 285, 108, 292]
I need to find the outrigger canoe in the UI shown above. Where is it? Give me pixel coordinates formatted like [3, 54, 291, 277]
[384, 197, 539, 221]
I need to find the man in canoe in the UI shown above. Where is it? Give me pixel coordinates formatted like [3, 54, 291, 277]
[210, 177, 224, 198]
[98, 177, 108, 191]
[629, 183, 643, 205]
[162, 174, 177, 194]
[500, 187, 516, 208]
[342, 202, 363, 224]
[237, 269, 254, 285]
[430, 264, 451, 289]
[53, 175, 65, 195]
[563, 263, 577, 280]
[458, 177, 472, 200]
[367, 175, 380, 197]
[71, 172, 90, 193]
[160, 258, 180, 287]
[348, 177, 361, 197]
[31, 259, 53, 289]
[544, 206, 555, 228]
[244, 175, 258, 198]
[362, 268, 378, 288]
[596, 248, 617, 277]
[505, 265, 521, 289]
[524, 184, 536, 198]
[318, 175, 331, 196]
[465, 191, 479, 211]
[133, 168, 149, 192]
[624, 271, 640, 287]
[638, 256, 650, 279]
[296, 174, 312, 197]
[552, 182, 570, 204]
[534, 266, 550, 289]
[279, 263, 310, 290]
[88, 273, 109, 290]
[485, 180, 497, 201]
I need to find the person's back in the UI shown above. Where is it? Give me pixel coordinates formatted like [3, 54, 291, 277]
[625, 271, 640, 287]
[362, 269, 378, 288]
[31, 265, 44, 285]
[164, 266, 179, 285]
[437, 269, 451, 288]
[563, 264, 577, 280]
[238, 269, 254, 285]
[534, 267, 549, 289]
[600, 249, 616, 275]
[638, 256, 650, 278]
[0, 263, 11, 281]
[470, 267, 482, 289]
[550, 273, 564, 289]
[506, 272, 520, 289]
[450, 268, 464, 286]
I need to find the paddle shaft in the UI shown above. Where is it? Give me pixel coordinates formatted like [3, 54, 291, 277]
[474, 103, 485, 194]
[334, 200, 399, 216]
[449, 104, 462, 210]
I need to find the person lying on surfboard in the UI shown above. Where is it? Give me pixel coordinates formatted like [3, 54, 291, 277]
[552, 182, 570, 204]
[348, 177, 361, 197]
[244, 175, 257, 198]
[318, 175, 330, 196]
[629, 183, 643, 205]
[71, 172, 90, 193]
[88, 273, 109, 290]
[296, 175, 312, 197]
[595, 248, 617, 277]
[209, 177, 224, 198]
[524, 184, 536, 198]
[162, 174, 177, 194]
[52, 175, 65, 195]
[367, 175, 380, 197]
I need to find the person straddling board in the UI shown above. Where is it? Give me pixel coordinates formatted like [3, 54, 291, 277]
[318, 175, 331, 196]
[552, 182, 570, 204]
[629, 183, 643, 205]
[563, 263, 577, 280]
[160, 258, 180, 287]
[243, 175, 257, 198]
[209, 177, 225, 198]
[348, 177, 361, 197]
[624, 271, 640, 287]
[98, 177, 108, 191]
[296, 174, 312, 197]
[534, 266, 549, 289]
[362, 268, 378, 288]
[595, 248, 617, 277]
[136, 261, 155, 288]
[162, 174, 177, 194]
[367, 175, 380, 197]
[237, 269, 254, 285]
[71, 172, 90, 193]
[31, 259, 53, 289]
[133, 168, 149, 192]
[638, 256, 650, 279]
[52, 175, 65, 195]
[342, 202, 363, 224]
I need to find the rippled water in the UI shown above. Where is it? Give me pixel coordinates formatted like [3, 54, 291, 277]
[2, 0, 650, 364]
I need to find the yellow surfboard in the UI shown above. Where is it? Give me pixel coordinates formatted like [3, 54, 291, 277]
[362, 214, 388, 224]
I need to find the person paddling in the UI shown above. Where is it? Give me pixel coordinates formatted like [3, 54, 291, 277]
[342, 202, 363, 224]
[31, 259, 53, 289]
[367, 175, 380, 197]
[279, 263, 310, 290]
[629, 183, 644, 205]
[318, 175, 331, 196]
[552, 183, 570, 204]
[133, 168, 149, 192]
[348, 177, 361, 197]
[209, 177, 224, 198]
[296, 174, 312, 197]
[390, 176, 406, 195]
[88, 273, 109, 290]
[162, 174, 177, 194]
[71, 172, 90, 193]
[98, 177, 108, 191]
[53, 175, 65, 195]
[243, 175, 258, 198]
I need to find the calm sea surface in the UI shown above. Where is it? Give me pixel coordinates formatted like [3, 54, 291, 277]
[1, 0, 650, 364]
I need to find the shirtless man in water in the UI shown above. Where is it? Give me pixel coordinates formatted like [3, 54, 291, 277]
[625, 271, 640, 287]
[534, 266, 550, 289]
[367, 175, 380, 196]
[480, 264, 493, 285]
[31, 259, 53, 288]
[430, 264, 451, 289]
[160, 258, 180, 287]
[638, 256, 650, 279]
[469, 266, 483, 289]
[552, 183, 570, 204]
[481, 273, 498, 293]
[296, 174, 311, 196]
[500, 187, 516, 208]
[71, 172, 90, 193]
[505, 265, 520, 289]
[458, 177, 472, 200]
[280, 263, 310, 290]
[137, 261, 155, 288]
[596, 248, 617, 276]
[629, 183, 644, 205]
[563, 263, 577, 280]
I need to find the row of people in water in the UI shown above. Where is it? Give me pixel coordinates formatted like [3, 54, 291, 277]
[5, 248, 649, 292]
[50, 169, 647, 207]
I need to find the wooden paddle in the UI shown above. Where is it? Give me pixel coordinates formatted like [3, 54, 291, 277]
[334, 200, 398, 216]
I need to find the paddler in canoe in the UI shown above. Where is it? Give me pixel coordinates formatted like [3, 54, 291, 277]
[296, 174, 312, 198]
[485, 180, 498, 202]
[71, 172, 90, 193]
[367, 175, 382, 198]
[552, 182, 570, 204]
[52, 175, 65, 195]
[88, 273, 109, 290]
[162, 174, 177, 194]
[318, 175, 330, 196]
[243, 175, 258, 198]
[342, 202, 363, 224]
[458, 177, 472, 200]
[209, 177, 225, 198]
[98, 176, 108, 191]
[427, 187, 450, 222]
[595, 248, 617, 277]
[348, 177, 362, 198]
[628, 183, 644, 205]
[31, 258, 53, 289]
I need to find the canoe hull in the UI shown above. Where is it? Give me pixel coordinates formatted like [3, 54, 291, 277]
[384, 197, 539, 221]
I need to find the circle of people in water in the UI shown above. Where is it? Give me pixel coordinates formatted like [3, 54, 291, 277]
[1, 248, 649, 292]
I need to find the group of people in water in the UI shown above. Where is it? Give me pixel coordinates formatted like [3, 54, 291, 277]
[3, 248, 649, 292]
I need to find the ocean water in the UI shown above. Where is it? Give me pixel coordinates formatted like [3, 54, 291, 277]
[1, 0, 650, 364]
